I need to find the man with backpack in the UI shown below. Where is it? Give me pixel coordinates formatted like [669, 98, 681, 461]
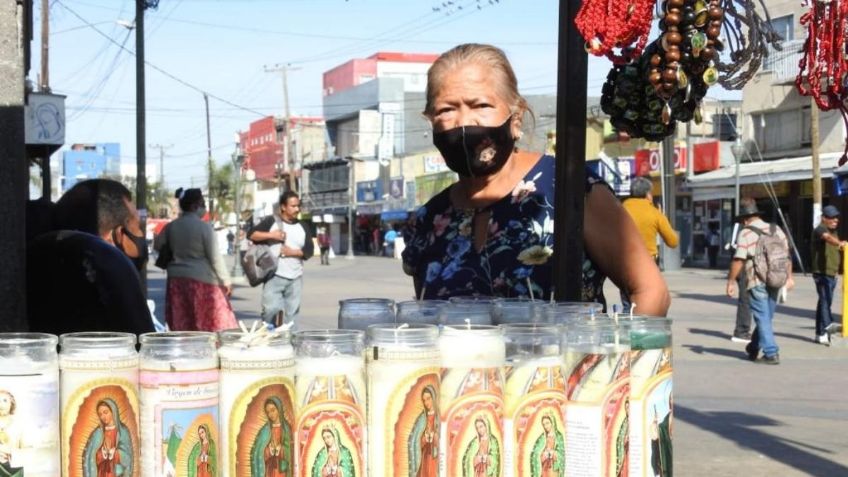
[725, 198, 794, 365]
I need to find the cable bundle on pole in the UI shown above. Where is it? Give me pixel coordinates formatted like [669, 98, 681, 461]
[715, 0, 783, 90]
[575, 0, 657, 64]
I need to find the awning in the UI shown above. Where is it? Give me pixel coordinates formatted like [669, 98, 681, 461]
[380, 210, 409, 221]
[686, 152, 842, 188]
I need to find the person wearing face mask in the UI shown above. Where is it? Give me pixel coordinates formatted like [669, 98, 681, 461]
[155, 188, 236, 331]
[26, 179, 155, 335]
[402, 43, 670, 316]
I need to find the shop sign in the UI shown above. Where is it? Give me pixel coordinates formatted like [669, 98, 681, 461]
[356, 180, 383, 202]
[634, 146, 687, 176]
[424, 155, 449, 173]
[389, 177, 404, 199]
[416, 171, 457, 205]
[741, 182, 789, 198]
[693, 141, 721, 173]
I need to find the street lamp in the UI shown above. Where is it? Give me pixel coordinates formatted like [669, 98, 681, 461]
[346, 156, 357, 260]
[231, 137, 245, 277]
[730, 139, 745, 216]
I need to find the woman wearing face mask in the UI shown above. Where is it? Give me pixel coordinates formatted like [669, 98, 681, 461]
[156, 188, 237, 331]
[402, 43, 670, 316]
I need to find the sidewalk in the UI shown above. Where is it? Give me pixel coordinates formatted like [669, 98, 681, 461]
[147, 257, 848, 475]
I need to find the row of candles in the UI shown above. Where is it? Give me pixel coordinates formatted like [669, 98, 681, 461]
[0, 302, 672, 477]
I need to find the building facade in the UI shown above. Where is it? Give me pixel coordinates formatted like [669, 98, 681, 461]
[61, 143, 121, 191]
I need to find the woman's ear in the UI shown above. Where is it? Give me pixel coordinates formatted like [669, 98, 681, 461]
[511, 113, 524, 140]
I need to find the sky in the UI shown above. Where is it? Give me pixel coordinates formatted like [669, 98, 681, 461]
[37, 0, 741, 190]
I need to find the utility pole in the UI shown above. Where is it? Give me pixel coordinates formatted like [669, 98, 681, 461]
[149, 143, 172, 186]
[39, 0, 49, 92]
[265, 64, 301, 193]
[661, 134, 680, 271]
[811, 97, 822, 227]
[135, 0, 150, 293]
[204, 93, 214, 215]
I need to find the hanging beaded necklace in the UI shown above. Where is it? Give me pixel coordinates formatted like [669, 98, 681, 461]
[575, 0, 657, 64]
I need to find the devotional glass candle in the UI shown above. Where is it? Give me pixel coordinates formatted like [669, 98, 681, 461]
[218, 329, 296, 477]
[294, 330, 366, 477]
[563, 318, 630, 477]
[338, 298, 396, 330]
[619, 317, 672, 477]
[138, 332, 219, 477]
[544, 302, 603, 325]
[0, 333, 59, 477]
[439, 297, 496, 326]
[366, 324, 440, 477]
[493, 299, 548, 325]
[439, 325, 505, 477]
[396, 300, 446, 326]
[59, 332, 139, 477]
[501, 324, 566, 477]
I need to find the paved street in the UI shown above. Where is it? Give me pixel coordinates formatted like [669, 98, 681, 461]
[148, 256, 848, 476]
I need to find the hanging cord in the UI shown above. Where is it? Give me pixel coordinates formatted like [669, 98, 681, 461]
[796, 0, 848, 164]
[575, 0, 657, 64]
[715, 0, 784, 90]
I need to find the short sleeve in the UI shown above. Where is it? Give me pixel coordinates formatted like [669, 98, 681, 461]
[734, 229, 754, 260]
[401, 205, 430, 273]
[813, 224, 827, 241]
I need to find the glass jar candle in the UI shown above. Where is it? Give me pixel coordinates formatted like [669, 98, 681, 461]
[493, 299, 548, 325]
[218, 329, 296, 477]
[439, 297, 496, 326]
[620, 317, 672, 477]
[338, 298, 396, 330]
[439, 325, 505, 477]
[59, 332, 139, 477]
[563, 318, 631, 477]
[544, 301, 603, 325]
[501, 324, 566, 477]
[139, 332, 219, 477]
[0, 333, 59, 476]
[366, 324, 440, 477]
[294, 330, 366, 477]
[395, 300, 446, 326]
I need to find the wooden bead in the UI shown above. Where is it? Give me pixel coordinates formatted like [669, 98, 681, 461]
[665, 11, 681, 26]
[649, 70, 662, 84]
[667, 32, 682, 44]
[662, 68, 678, 82]
[650, 54, 662, 66]
[707, 26, 721, 39]
[662, 82, 676, 93]
[708, 6, 723, 20]
[668, 0, 684, 7]
[665, 49, 681, 62]
[700, 47, 716, 60]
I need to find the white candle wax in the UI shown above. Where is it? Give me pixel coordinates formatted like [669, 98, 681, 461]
[438, 327, 505, 477]
[59, 345, 139, 477]
[219, 340, 295, 477]
[295, 355, 366, 477]
[366, 340, 440, 477]
[0, 354, 60, 477]
[140, 355, 219, 477]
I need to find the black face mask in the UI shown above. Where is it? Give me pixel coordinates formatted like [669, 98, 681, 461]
[432, 117, 516, 177]
[113, 227, 149, 272]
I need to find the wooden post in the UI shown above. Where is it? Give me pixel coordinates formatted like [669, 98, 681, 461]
[811, 97, 822, 227]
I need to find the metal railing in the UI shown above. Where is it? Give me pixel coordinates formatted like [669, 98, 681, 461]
[761, 39, 805, 85]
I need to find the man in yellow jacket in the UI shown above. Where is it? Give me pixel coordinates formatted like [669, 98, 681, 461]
[621, 177, 679, 311]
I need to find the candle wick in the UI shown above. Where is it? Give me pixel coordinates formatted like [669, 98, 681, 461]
[464, 318, 471, 330]
[419, 284, 426, 301]
[526, 277, 535, 301]
[630, 302, 636, 319]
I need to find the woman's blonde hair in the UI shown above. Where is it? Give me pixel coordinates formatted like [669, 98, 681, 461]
[424, 43, 533, 129]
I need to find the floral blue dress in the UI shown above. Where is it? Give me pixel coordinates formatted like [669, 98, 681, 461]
[402, 155, 608, 304]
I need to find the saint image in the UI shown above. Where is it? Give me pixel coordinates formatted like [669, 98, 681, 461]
[650, 394, 672, 477]
[530, 414, 564, 477]
[250, 397, 293, 477]
[407, 385, 439, 477]
[82, 399, 134, 477]
[311, 426, 354, 477]
[462, 417, 499, 477]
[188, 424, 216, 477]
[0, 390, 22, 472]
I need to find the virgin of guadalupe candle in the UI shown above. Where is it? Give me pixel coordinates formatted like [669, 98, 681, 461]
[501, 324, 566, 477]
[294, 330, 366, 477]
[138, 332, 219, 477]
[338, 298, 396, 330]
[0, 333, 59, 477]
[219, 329, 296, 477]
[366, 324, 440, 477]
[59, 332, 139, 477]
[439, 325, 505, 477]
[563, 318, 630, 477]
[619, 317, 672, 477]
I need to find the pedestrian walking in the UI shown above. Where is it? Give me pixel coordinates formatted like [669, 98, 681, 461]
[226, 229, 235, 255]
[248, 191, 314, 328]
[317, 226, 331, 265]
[811, 205, 846, 346]
[707, 224, 720, 268]
[384, 225, 399, 257]
[156, 188, 236, 332]
[726, 197, 793, 364]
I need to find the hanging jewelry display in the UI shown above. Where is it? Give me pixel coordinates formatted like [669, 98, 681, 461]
[575, 0, 657, 64]
[601, 0, 724, 141]
[714, 0, 783, 90]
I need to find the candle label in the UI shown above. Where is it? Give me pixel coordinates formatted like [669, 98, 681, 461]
[385, 370, 440, 477]
[628, 347, 672, 477]
[503, 363, 567, 477]
[140, 369, 220, 477]
[0, 372, 60, 477]
[296, 375, 365, 477]
[229, 378, 295, 477]
[563, 351, 630, 477]
[62, 378, 140, 477]
[441, 367, 504, 477]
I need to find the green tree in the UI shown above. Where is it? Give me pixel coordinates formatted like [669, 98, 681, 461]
[208, 161, 235, 222]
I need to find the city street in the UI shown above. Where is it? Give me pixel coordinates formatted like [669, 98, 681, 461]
[149, 256, 848, 476]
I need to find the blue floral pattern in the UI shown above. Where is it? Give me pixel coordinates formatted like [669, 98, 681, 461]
[402, 155, 607, 304]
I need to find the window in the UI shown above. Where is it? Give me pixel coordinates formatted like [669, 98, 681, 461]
[769, 15, 794, 42]
[753, 108, 807, 152]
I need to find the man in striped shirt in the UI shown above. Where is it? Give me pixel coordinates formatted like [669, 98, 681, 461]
[725, 198, 794, 365]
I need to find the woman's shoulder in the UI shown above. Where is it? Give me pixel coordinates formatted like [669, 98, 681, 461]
[416, 185, 453, 221]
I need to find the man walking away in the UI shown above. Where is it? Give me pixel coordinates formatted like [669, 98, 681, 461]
[248, 192, 314, 328]
[811, 205, 846, 346]
[726, 198, 794, 365]
[317, 226, 331, 265]
[621, 177, 679, 311]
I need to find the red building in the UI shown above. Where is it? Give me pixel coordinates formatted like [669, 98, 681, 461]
[241, 116, 325, 183]
[322, 52, 439, 97]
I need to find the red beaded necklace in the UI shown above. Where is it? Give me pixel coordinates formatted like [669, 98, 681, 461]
[575, 0, 657, 64]
[796, 0, 848, 164]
